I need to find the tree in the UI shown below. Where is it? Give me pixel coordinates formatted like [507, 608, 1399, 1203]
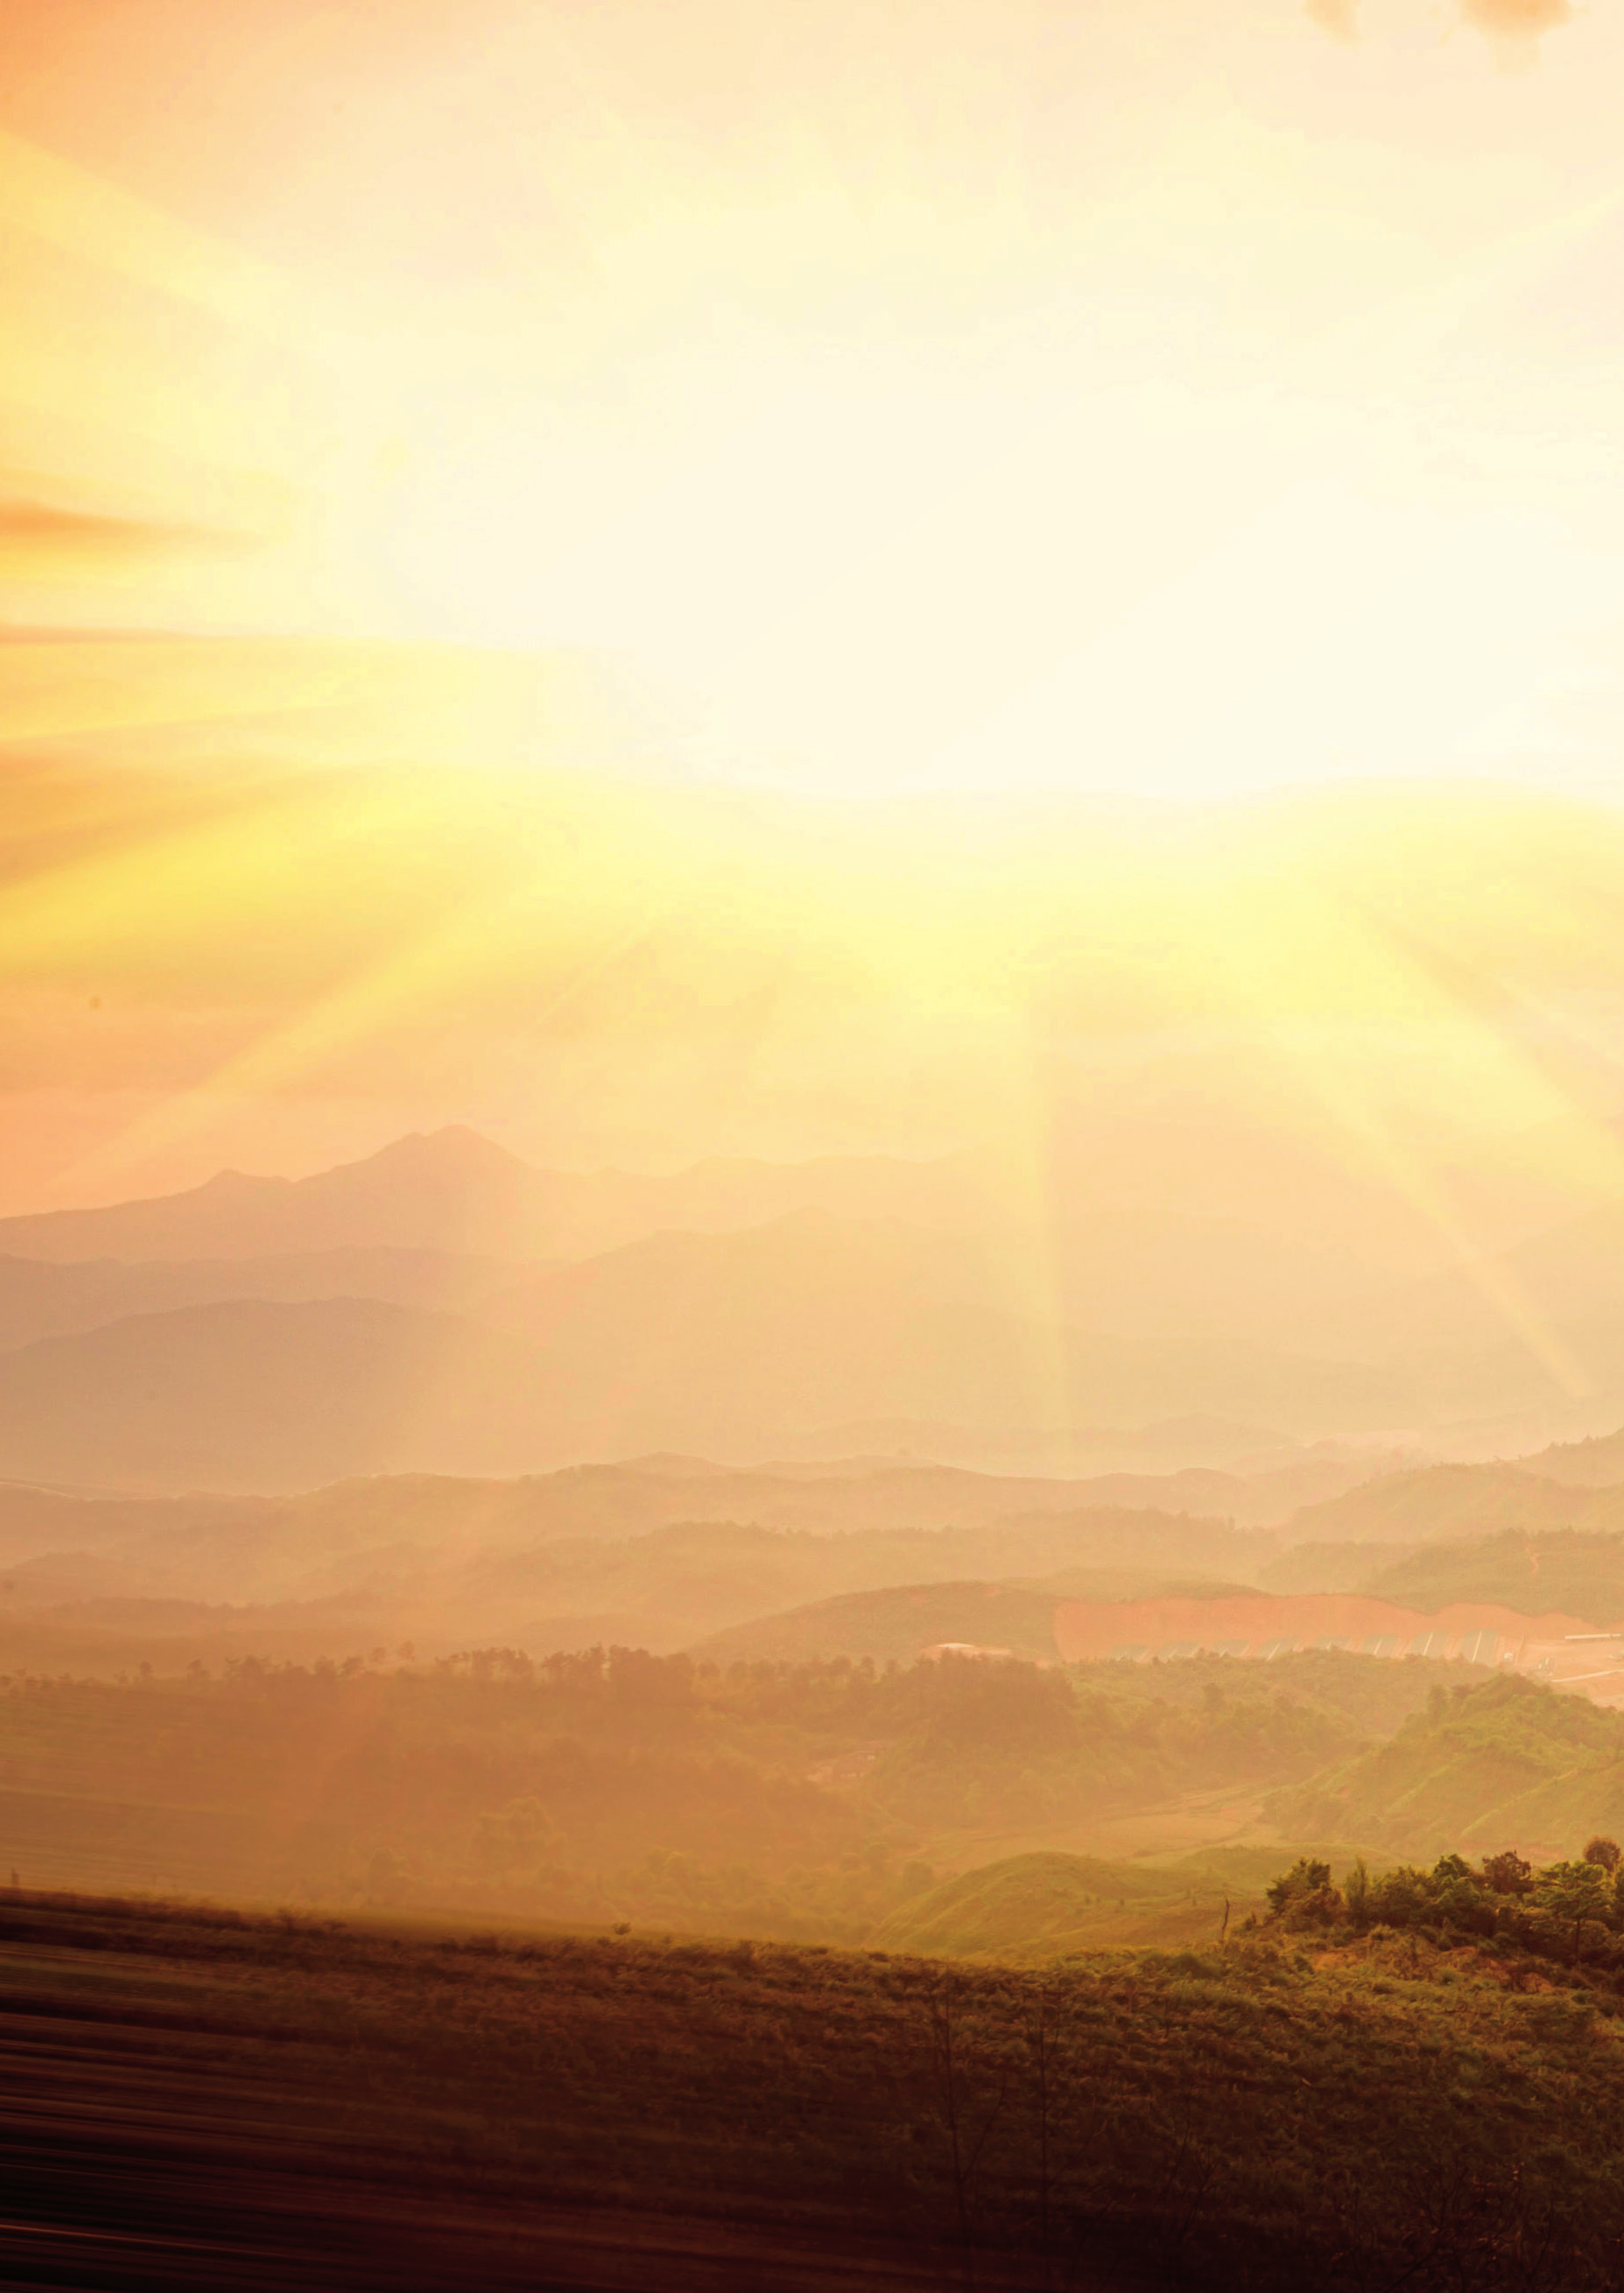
[471, 1794, 561, 1887]
[1583, 1835, 1621, 1872]
[1534, 1859, 1613, 1964]
[1481, 1849, 1533, 1896]
[1266, 1857, 1331, 1914]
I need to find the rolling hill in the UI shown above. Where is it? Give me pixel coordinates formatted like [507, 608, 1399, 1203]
[1272, 1674, 1624, 1861]
[1526, 1423, 1624, 1487]
[20, 1885, 1624, 2293]
[869, 1849, 1248, 1957]
[689, 1579, 1067, 1665]
[0, 1456, 1269, 1570]
[0, 1479, 1275, 1666]
[1282, 1460, 1624, 1546]
[1357, 1527, 1624, 1624]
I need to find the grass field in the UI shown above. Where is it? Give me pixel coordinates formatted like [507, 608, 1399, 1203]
[7, 1882, 1624, 2290]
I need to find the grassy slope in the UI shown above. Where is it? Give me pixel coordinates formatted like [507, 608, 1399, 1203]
[870, 1849, 1233, 1957]
[1275, 1673, 1624, 1859]
[7, 1888, 1624, 2290]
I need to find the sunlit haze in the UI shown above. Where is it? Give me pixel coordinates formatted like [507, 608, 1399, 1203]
[7, 1, 1624, 799]
[4, 3, 1624, 1424]
[18, 17, 1624, 2279]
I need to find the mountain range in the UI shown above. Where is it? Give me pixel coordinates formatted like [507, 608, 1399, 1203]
[3, 1426, 1624, 1678]
[0, 1128, 1415, 1489]
[3, 1123, 1624, 1499]
[0, 1128, 983, 1265]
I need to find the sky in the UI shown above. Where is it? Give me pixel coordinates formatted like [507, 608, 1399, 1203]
[4, 0, 1624, 1221]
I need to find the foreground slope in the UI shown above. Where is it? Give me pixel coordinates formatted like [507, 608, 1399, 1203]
[6, 1887, 1624, 2291]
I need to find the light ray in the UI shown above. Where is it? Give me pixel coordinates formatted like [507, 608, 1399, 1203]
[0, 128, 296, 341]
[1197, 888, 1604, 1401]
[49, 839, 684, 1205]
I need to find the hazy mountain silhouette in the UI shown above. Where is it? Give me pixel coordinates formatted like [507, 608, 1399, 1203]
[0, 1245, 519, 1351]
[0, 1458, 1200, 1572]
[1283, 1458, 1624, 1547]
[479, 1207, 1413, 1446]
[0, 1469, 1278, 1663]
[0, 1298, 596, 1492]
[771, 1414, 1299, 1474]
[0, 1199, 1424, 1490]
[479, 1209, 1039, 1439]
[0, 1448, 1376, 1594]
[1267, 1194, 1624, 1425]
[0, 1128, 979, 1264]
[0, 1127, 1591, 1481]
[1526, 1422, 1624, 1486]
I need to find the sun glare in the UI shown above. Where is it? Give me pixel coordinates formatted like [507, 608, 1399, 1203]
[6, 4, 1624, 802]
[16, 18, 1624, 2273]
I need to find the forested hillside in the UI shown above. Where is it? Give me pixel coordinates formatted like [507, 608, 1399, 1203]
[1274, 1674, 1624, 1860]
[0, 1646, 1471, 1937]
[1359, 1528, 1624, 1623]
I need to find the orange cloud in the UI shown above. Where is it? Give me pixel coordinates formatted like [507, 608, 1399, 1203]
[1305, 0, 1359, 42]
[1460, 0, 1573, 30]
[0, 495, 248, 576]
[1307, 0, 1575, 41]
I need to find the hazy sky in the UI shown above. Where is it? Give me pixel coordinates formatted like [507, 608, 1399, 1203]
[5, 0, 1623, 797]
[4, 1, 1624, 1215]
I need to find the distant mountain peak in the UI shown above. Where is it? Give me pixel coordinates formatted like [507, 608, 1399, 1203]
[344, 1126, 536, 1178]
[194, 1168, 290, 1198]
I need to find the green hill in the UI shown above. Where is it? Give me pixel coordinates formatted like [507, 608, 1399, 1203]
[1274, 1674, 1624, 1861]
[1258, 1538, 1412, 1593]
[687, 1569, 1277, 1667]
[688, 1578, 1066, 1663]
[1357, 1527, 1624, 1624]
[870, 1847, 1272, 1957]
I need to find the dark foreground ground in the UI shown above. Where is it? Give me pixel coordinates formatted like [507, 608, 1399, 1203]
[5, 1891, 1624, 2291]
[0, 1892, 1125, 2293]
